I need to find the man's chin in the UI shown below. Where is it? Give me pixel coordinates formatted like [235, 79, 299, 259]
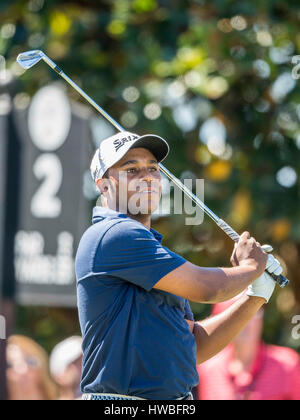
[127, 203, 159, 216]
[128, 208, 158, 216]
[126, 196, 160, 216]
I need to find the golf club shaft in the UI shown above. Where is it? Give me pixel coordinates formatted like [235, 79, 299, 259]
[42, 56, 125, 132]
[39, 53, 289, 288]
[44, 58, 235, 231]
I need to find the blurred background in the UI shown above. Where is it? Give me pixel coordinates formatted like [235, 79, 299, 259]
[0, 0, 299, 400]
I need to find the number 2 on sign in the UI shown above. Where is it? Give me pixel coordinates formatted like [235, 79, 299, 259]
[31, 153, 63, 218]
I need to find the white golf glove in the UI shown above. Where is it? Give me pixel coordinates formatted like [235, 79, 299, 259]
[247, 253, 283, 303]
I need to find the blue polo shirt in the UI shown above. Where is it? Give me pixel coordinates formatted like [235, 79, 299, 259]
[75, 207, 198, 399]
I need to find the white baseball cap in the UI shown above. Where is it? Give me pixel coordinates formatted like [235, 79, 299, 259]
[49, 336, 82, 377]
[90, 131, 169, 182]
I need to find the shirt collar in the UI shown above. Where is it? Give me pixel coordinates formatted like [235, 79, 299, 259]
[92, 206, 163, 243]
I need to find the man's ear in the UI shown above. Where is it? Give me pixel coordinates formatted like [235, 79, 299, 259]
[96, 177, 111, 196]
[96, 175, 116, 209]
[96, 179, 103, 193]
[96, 179, 109, 207]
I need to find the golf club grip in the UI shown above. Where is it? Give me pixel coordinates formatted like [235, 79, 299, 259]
[217, 219, 289, 288]
[268, 272, 289, 288]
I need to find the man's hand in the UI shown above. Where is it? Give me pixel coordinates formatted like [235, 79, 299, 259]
[247, 254, 283, 303]
[230, 231, 267, 277]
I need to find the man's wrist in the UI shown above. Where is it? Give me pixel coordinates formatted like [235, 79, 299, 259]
[246, 294, 267, 306]
[239, 259, 265, 278]
[231, 263, 263, 283]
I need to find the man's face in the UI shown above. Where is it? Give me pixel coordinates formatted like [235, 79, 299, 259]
[98, 147, 162, 215]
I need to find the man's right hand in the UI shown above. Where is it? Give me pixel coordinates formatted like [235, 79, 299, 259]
[230, 231, 267, 277]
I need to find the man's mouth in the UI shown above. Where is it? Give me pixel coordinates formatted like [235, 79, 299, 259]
[138, 189, 159, 194]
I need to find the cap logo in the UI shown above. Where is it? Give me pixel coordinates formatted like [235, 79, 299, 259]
[113, 134, 139, 152]
[93, 167, 100, 181]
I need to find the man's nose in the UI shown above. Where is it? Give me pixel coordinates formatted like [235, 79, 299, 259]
[139, 167, 154, 182]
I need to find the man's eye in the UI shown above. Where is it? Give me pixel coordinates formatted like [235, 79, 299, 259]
[149, 167, 158, 172]
[127, 168, 137, 174]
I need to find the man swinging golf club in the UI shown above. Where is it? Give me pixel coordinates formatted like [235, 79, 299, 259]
[16, 50, 289, 287]
[75, 131, 283, 401]
[16, 50, 287, 400]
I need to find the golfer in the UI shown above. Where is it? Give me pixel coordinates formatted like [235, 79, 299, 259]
[75, 131, 283, 400]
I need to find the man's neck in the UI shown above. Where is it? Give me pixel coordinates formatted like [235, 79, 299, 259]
[128, 214, 152, 230]
[102, 202, 152, 230]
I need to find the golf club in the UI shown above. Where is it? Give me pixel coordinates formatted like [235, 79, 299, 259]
[17, 50, 289, 288]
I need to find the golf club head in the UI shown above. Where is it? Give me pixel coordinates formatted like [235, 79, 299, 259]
[17, 50, 45, 70]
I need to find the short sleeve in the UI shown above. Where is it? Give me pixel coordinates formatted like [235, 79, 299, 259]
[94, 220, 186, 291]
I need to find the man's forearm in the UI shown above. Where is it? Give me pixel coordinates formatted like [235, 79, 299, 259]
[193, 294, 265, 365]
[154, 261, 263, 303]
[194, 264, 263, 303]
